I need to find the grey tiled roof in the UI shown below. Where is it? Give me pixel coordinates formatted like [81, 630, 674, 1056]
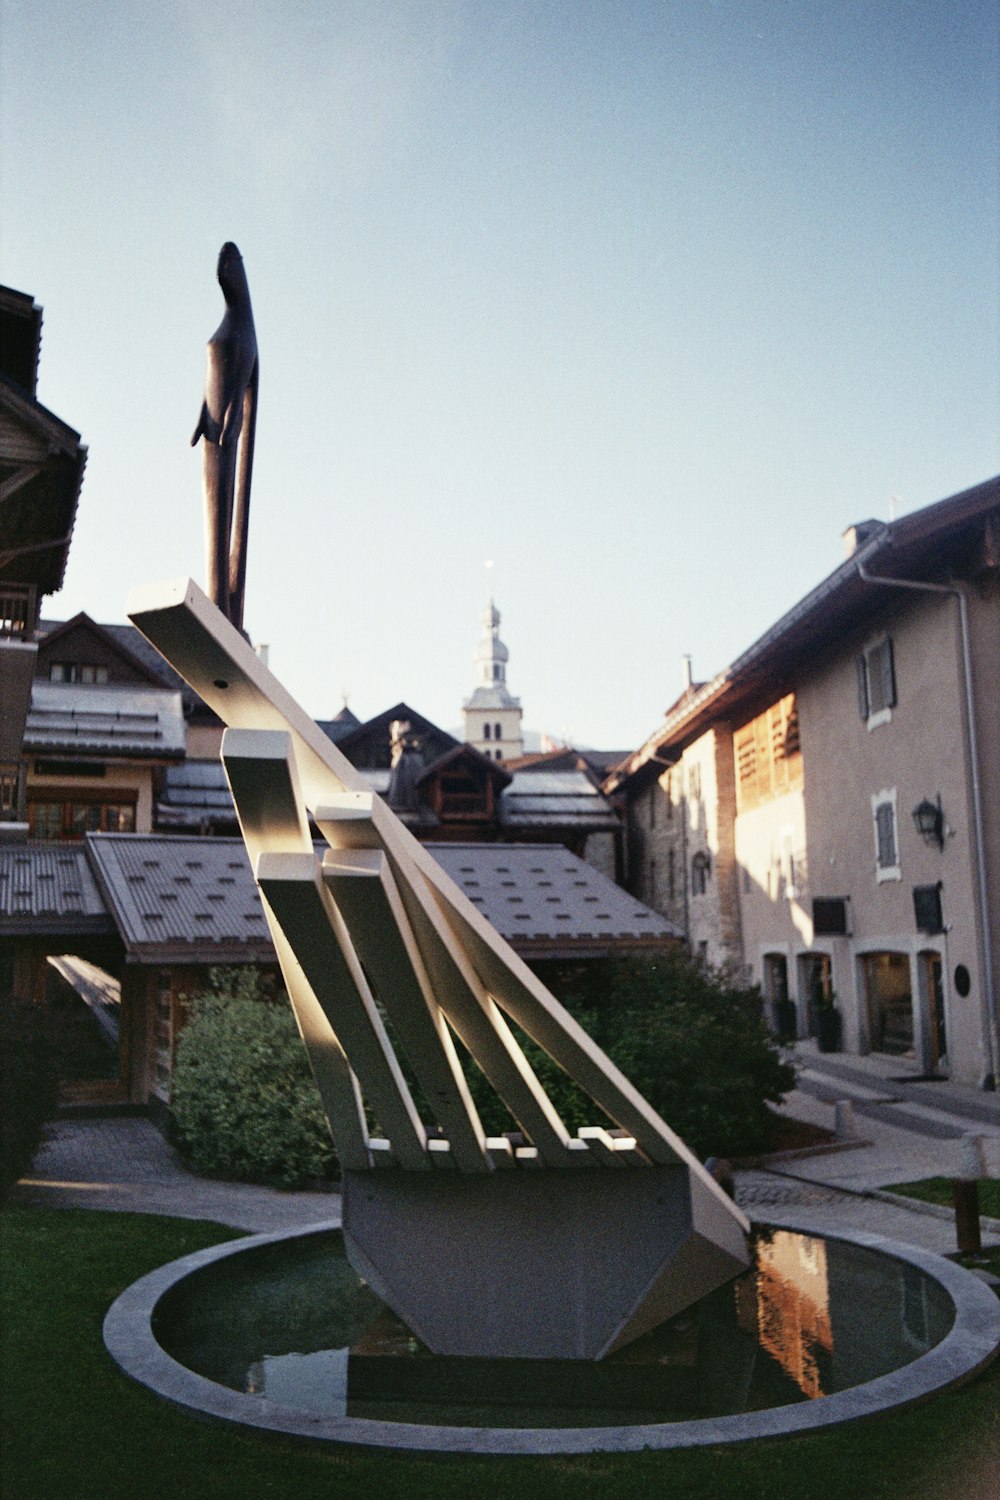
[0, 843, 113, 935]
[2, 832, 675, 961]
[25, 682, 186, 759]
[158, 761, 237, 826]
[500, 769, 620, 830]
[428, 843, 680, 953]
[86, 834, 272, 962]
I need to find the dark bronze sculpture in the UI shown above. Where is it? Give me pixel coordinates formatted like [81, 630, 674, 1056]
[192, 242, 258, 632]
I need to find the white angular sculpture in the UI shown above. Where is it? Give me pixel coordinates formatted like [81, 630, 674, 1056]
[128, 578, 751, 1359]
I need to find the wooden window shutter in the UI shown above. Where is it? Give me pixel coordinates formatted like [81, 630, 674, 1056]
[875, 802, 897, 868]
[879, 637, 896, 708]
[856, 654, 869, 719]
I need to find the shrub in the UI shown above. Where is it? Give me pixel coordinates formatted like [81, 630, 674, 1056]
[466, 953, 794, 1160]
[0, 1004, 59, 1203]
[170, 968, 337, 1187]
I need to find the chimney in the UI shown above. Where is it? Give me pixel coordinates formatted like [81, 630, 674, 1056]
[842, 520, 884, 558]
[681, 654, 693, 694]
[255, 643, 270, 668]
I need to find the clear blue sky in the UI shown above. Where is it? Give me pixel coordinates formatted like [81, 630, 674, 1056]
[2, 0, 997, 748]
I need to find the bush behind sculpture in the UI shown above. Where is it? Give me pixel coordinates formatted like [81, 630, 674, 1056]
[171, 969, 337, 1187]
[468, 953, 795, 1160]
[0, 1004, 59, 1203]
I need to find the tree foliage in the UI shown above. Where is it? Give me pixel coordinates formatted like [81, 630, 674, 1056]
[170, 968, 337, 1187]
[0, 1005, 59, 1203]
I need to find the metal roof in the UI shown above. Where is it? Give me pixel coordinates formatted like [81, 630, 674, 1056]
[428, 842, 680, 956]
[0, 842, 113, 935]
[86, 834, 273, 963]
[500, 769, 620, 829]
[158, 760, 237, 826]
[24, 681, 186, 759]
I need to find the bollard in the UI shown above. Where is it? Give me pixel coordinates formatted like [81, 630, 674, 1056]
[953, 1135, 986, 1255]
[834, 1100, 857, 1138]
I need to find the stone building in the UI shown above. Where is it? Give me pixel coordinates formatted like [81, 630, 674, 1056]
[608, 476, 1000, 1089]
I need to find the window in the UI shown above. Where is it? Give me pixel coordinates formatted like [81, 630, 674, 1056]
[780, 831, 799, 900]
[493, 664, 500, 680]
[913, 884, 944, 935]
[813, 897, 849, 936]
[872, 789, 900, 881]
[28, 796, 137, 840]
[667, 847, 676, 901]
[494, 723, 502, 740]
[483, 723, 491, 740]
[48, 662, 109, 684]
[691, 850, 711, 895]
[857, 638, 896, 727]
[734, 694, 803, 812]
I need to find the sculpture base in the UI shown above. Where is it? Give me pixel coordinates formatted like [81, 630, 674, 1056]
[342, 1165, 749, 1360]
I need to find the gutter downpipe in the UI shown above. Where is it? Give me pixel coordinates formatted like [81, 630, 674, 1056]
[856, 549, 997, 1090]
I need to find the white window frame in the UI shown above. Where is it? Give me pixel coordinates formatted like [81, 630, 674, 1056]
[871, 787, 901, 882]
[857, 636, 897, 731]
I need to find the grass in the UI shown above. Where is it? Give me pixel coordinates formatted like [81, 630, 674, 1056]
[1, 1206, 999, 1500]
[882, 1177, 1000, 1278]
[883, 1177, 1000, 1218]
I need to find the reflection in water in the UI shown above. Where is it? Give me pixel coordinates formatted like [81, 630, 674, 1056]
[754, 1231, 833, 1398]
[154, 1227, 954, 1429]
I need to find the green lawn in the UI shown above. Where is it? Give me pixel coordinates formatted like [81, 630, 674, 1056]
[883, 1177, 1000, 1277]
[1, 1206, 998, 1500]
[884, 1176, 1000, 1218]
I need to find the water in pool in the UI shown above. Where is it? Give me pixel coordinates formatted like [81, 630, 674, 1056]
[153, 1227, 954, 1428]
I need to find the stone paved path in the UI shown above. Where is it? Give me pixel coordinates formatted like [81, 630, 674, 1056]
[10, 1115, 340, 1232]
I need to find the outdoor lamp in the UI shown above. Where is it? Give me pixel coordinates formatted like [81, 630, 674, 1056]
[912, 796, 944, 850]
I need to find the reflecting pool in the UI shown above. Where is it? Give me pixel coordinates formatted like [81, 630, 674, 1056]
[153, 1226, 954, 1428]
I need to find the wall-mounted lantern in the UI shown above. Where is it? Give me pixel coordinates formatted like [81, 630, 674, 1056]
[912, 795, 945, 850]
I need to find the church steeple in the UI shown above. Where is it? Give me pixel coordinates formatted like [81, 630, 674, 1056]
[462, 595, 523, 761]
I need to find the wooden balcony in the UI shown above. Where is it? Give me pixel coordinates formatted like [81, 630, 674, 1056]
[0, 584, 39, 641]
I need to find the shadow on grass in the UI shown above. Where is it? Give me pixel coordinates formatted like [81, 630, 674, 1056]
[1, 1206, 998, 1500]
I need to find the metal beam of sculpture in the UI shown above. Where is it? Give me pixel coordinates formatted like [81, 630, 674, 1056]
[191, 243, 258, 632]
[128, 578, 751, 1358]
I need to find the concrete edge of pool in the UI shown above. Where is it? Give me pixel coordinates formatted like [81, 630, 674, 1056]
[102, 1217, 1000, 1456]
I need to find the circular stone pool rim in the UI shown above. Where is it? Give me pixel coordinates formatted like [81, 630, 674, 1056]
[103, 1217, 1000, 1456]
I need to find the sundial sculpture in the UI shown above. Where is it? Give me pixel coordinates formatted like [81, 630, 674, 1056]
[128, 245, 750, 1360]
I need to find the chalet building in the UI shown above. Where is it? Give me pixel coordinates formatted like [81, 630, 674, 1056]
[462, 597, 524, 760]
[0, 833, 679, 1109]
[24, 614, 185, 839]
[607, 477, 1000, 1090]
[0, 285, 87, 833]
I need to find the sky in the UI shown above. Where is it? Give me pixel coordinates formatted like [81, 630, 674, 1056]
[2, 0, 997, 749]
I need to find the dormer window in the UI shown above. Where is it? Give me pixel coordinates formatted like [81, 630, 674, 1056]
[49, 662, 109, 684]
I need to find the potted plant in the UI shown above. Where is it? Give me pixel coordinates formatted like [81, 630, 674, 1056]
[815, 991, 842, 1053]
[776, 996, 798, 1043]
